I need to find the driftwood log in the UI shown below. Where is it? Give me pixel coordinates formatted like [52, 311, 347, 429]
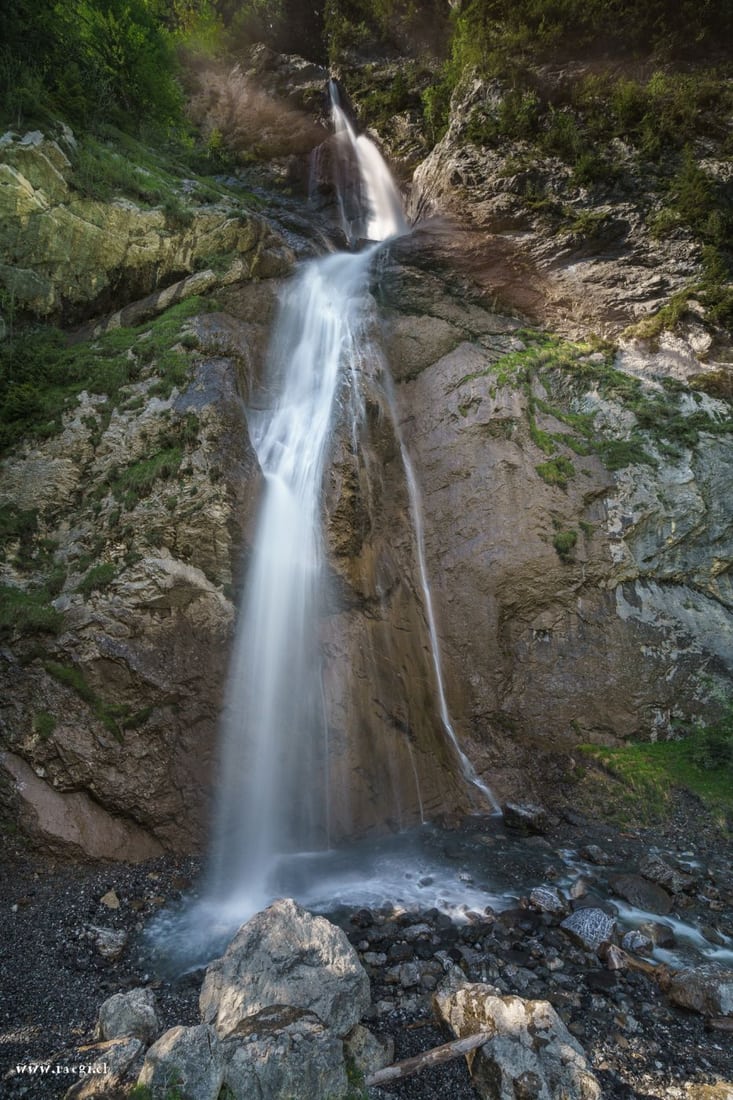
[365, 1032, 491, 1087]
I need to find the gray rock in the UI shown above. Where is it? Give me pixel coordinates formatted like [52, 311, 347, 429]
[85, 925, 128, 960]
[96, 987, 161, 1047]
[529, 886, 568, 915]
[434, 982, 601, 1100]
[667, 966, 733, 1017]
[579, 845, 614, 866]
[639, 853, 694, 894]
[621, 930, 653, 954]
[63, 1038, 142, 1099]
[609, 873, 673, 915]
[199, 898, 370, 1039]
[502, 802, 549, 834]
[639, 920, 676, 947]
[560, 908, 616, 952]
[343, 1023, 394, 1077]
[137, 1024, 223, 1100]
[219, 1005, 348, 1100]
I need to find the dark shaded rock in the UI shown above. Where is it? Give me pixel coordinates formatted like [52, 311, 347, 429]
[579, 845, 614, 866]
[609, 873, 673, 915]
[502, 803, 549, 835]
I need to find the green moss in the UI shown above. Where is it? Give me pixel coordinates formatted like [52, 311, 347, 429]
[536, 455, 575, 487]
[0, 296, 212, 455]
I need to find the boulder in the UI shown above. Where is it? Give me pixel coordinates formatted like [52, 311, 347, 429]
[96, 987, 161, 1046]
[137, 1024, 223, 1100]
[199, 898, 371, 1039]
[667, 967, 733, 1017]
[609, 873, 672, 915]
[560, 908, 616, 953]
[579, 845, 614, 866]
[220, 1005, 348, 1100]
[434, 982, 601, 1100]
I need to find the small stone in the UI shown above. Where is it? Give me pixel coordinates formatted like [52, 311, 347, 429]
[100, 889, 120, 910]
[560, 908, 616, 953]
[86, 925, 128, 960]
[639, 920, 676, 948]
[529, 886, 568, 915]
[96, 987, 161, 1046]
[621, 930, 653, 954]
[668, 966, 733, 1017]
[579, 844, 614, 866]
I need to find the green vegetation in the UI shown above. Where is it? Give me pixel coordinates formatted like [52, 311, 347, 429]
[0, 585, 63, 639]
[106, 447, 183, 511]
[552, 528, 577, 559]
[76, 562, 117, 598]
[581, 712, 733, 822]
[33, 710, 56, 740]
[0, 296, 210, 455]
[44, 660, 151, 739]
[536, 455, 575, 488]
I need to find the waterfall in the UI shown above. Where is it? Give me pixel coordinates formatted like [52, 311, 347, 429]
[199, 83, 495, 927]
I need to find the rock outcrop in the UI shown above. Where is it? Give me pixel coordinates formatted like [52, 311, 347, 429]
[0, 128, 291, 320]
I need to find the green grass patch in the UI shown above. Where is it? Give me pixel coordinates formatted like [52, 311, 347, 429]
[553, 528, 578, 559]
[0, 584, 63, 639]
[106, 446, 183, 510]
[76, 562, 116, 598]
[581, 733, 733, 820]
[33, 710, 56, 740]
[596, 438, 655, 471]
[536, 454, 575, 487]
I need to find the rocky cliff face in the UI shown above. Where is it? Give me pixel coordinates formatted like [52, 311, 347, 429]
[1, 58, 731, 858]
[379, 242, 732, 797]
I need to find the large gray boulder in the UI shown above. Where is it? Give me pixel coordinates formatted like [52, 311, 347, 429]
[137, 1024, 223, 1100]
[220, 1004, 349, 1100]
[95, 987, 161, 1046]
[200, 898, 371, 1039]
[434, 982, 601, 1100]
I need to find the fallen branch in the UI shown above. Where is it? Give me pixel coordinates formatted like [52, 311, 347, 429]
[706, 1016, 733, 1033]
[365, 1032, 491, 1087]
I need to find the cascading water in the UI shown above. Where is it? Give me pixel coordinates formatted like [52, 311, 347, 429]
[185, 83, 497, 942]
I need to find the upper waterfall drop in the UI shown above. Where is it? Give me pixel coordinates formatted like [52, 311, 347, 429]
[328, 80, 408, 243]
